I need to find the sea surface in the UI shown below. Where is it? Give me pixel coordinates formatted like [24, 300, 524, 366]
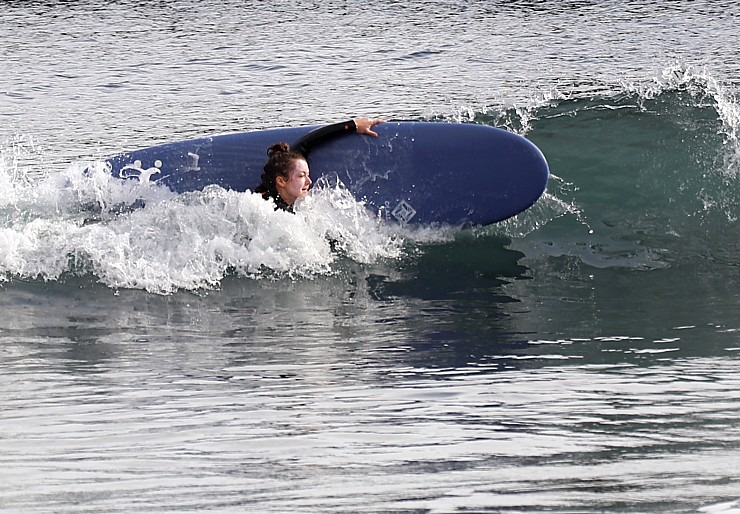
[1, 1, 739, 512]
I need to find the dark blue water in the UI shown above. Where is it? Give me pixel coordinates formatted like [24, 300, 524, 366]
[1, 1, 739, 512]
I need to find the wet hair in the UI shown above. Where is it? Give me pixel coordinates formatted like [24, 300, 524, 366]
[254, 142, 306, 196]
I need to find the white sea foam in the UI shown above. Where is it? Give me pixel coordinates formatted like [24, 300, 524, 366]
[0, 158, 421, 293]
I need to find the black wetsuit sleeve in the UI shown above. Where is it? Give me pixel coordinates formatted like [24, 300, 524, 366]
[294, 119, 357, 156]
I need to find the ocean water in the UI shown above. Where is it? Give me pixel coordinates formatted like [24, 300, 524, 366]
[1, 1, 739, 512]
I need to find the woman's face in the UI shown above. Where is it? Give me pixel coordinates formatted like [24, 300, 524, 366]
[277, 158, 312, 206]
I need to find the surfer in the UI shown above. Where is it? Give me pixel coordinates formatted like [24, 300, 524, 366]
[255, 117, 384, 211]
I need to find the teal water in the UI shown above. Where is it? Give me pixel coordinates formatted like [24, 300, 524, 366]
[1, 1, 739, 512]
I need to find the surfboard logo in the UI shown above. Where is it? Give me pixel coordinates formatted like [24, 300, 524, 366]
[391, 200, 417, 224]
[119, 160, 162, 184]
[186, 152, 201, 171]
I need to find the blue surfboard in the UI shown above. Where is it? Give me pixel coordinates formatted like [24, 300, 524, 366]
[104, 122, 548, 226]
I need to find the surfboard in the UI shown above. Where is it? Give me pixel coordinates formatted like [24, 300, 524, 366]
[103, 122, 549, 226]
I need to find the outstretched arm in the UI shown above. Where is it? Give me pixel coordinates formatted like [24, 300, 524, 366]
[294, 117, 384, 156]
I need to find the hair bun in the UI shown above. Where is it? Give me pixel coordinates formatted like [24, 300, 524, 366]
[267, 142, 291, 157]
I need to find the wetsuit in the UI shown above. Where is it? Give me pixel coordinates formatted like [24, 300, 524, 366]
[257, 120, 358, 211]
[293, 119, 358, 157]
